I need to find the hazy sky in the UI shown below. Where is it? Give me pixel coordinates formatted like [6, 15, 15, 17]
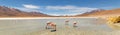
[0, 0, 120, 16]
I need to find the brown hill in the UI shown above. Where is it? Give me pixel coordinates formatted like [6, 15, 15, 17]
[0, 6, 51, 17]
[75, 9, 120, 17]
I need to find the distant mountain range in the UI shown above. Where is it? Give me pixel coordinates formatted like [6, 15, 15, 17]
[75, 8, 120, 17]
[0, 6, 51, 17]
[75, 9, 105, 16]
[0, 6, 120, 17]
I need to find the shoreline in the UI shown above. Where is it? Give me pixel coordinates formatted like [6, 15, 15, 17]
[0, 15, 119, 19]
[0, 17, 99, 20]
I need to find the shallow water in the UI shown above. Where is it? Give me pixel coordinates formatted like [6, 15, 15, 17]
[0, 18, 113, 35]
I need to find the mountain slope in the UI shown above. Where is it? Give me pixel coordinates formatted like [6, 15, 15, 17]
[75, 8, 120, 17]
[0, 6, 51, 17]
[75, 9, 105, 16]
[84, 9, 120, 17]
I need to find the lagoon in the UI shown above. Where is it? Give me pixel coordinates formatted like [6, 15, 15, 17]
[0, 18, 114, 35]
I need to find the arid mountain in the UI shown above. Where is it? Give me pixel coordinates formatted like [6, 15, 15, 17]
[75, 9, 120, 17]
[75, 9, 105, 17]
[1, 6, 120, 17]
[0, 6, 51, 17]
